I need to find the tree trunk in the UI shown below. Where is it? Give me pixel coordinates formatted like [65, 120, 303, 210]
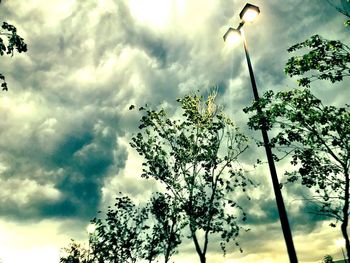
[164, 240, 171, 263]
[199, 253, 206, 263]
[164, 220, 176, 263]
[164, 254, 170, 263]
[342, 168, 350, 261]
[190, 225, 206, 263]
[164, 242, 170, 263]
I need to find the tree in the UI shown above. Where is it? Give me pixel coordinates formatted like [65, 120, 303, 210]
[90, 195, 149, 263]
[145, 192, 182, 263]
[130, 92, 251, 263]
[60, 240, 90, 263]
[245, 88, 350, 261]
[244, 34, 350, 260]
[285, 34, 350, 88]
[323, 254, 334, 263]
[61, 193, 181, 263]
[0, 2, 28, 91]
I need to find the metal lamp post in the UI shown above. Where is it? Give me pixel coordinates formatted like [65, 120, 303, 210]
[223, 3, 298, 263]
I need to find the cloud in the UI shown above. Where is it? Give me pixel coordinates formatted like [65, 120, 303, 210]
[0, 96, 127, 220]
[0, 1, 135, 221]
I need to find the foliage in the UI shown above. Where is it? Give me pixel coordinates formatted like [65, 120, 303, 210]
[244, 88, 349, 213]
[0, 22, 27, 56]
[130, 92, 251, 263]
[322, 254, 334, 263]
[60, 240, 90, 263]
[285, 35, 350, 87]
[90, 195, 149, 263]
[145, 192, 183, 263]
[0, 2, 28, 91]
[246, 27, 350, 261]
[61, 193, 182, 263]
[244, 89, 350, 259]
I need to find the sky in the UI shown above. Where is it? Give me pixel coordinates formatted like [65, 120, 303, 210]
[0, 0, 349, 262]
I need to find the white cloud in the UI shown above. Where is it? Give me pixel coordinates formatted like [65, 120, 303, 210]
[0, 178, 61, 206]
[0, 219, 77, 263]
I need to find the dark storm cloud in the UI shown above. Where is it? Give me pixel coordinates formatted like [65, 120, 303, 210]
[0, 0, 195, 222]
[245, 198, 279, 225]
[286, 184, 329, 234]
[0, 107, 128, 220]
[0, 1, 132, 221]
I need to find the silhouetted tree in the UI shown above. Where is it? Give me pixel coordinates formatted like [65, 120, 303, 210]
[130, 92, 251, 263]
[60, 240, 90, 263]
[323, 254, 334, 263]
[90, 195, 149, 263]
[0, 2, 27, 91]
[285, 35, 350, 87]
[245, 88, 350, 259]
[145, 192, 182, 263]
[245, 35, 350, 260]
[61, 193, 181, 263]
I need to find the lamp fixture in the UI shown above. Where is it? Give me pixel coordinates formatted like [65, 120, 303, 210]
[239, 3, 260, 22]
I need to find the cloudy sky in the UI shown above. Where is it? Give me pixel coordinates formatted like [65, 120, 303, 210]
[0, 0, 349, 262]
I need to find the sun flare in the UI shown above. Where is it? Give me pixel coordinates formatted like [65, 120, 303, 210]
[128, 0, 174, 29]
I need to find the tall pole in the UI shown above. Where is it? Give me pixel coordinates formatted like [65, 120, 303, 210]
[240, 29, 298, 263]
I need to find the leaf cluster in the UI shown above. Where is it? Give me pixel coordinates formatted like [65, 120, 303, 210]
[130, 92, 251, 257]
[322, 254, 334, 263]
[0, 20, 28, 90]
[285, 35, 350, 87]
[147, 192, 183, 262]
[89, 193, 182, 263]
[60, 240, 90, 263]
[0, 22, 27, 56]
[90, 195, 150, 263]
[244, 88, 349, 220]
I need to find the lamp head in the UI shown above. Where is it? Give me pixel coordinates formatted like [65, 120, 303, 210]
[223, 27, 241, 46]
[239, 3, 260, 22]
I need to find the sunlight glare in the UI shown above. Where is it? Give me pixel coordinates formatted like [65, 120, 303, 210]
[128, 0, 172, 29]
[1, 95, 10, 109]
[87, 223, 96, 234]
[74, 66, 95, 84]
[336, 239, 345, 247]
[224, 29, 241, 47]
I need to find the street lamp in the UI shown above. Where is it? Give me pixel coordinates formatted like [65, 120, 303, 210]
[223, 27, 241, 46]
[223, 3, 299, 263]
[239, 3, 260, 22]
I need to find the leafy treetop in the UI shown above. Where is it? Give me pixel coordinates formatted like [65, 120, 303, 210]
[244, 87, 350, 259]
[130, 92, 252, 263]
[0, 3, 28, 91]
[285, 35, 350, 87]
